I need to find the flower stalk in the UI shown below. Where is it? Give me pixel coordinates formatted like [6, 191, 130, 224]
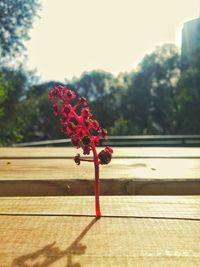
[92, 146, 101, 218]
[49, 85, 113, 218]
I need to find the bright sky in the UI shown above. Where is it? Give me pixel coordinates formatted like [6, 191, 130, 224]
[25, 0, 200, 81]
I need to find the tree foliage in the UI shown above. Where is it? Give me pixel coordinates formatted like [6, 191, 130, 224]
[0, 67, 29, 144]
[122, 44, 180, 134]
[176, 51, 200, 133]
[0, 0, 40, 63]
[20, 82, 65, 142]
[2, 42, 200, 145]
[0, 0, 40, 145]
[71, 70, 123, 128]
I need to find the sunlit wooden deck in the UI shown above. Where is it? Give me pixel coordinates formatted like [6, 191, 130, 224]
[0, 147, 200, 266]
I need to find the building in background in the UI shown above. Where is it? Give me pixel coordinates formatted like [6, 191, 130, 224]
[182, 17, 200, 60]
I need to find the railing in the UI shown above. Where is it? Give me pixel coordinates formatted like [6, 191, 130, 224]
[14, 135, 200, 147]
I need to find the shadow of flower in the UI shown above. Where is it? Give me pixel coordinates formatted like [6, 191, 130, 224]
[12, 218, 97, 267]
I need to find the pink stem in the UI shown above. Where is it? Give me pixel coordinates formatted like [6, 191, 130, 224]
[71, 107, 101, 217]
[92, 146, 101, 218]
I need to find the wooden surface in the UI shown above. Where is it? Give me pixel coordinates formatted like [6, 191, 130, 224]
[2, 147, 200, 158]
[0, 195, 200, 219]
[1, 147, 200, 266]
[0, 196, 200, 267]
[2, 158, 200, 180]
[1, 147, 200, 195]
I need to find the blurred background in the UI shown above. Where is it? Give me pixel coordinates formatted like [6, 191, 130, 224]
[1, 0, 200, 146]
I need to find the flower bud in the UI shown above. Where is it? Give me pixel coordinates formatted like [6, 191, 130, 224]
[71, 137, 80, 147]
[67, 122, 76, 132]
[78, 97, 87, 106]
[82, 136, 91, 146]
[83, 146, 91, 155]
[74, 154, 81, 165]
[98, 146, 113, 165]
[81, 107, 92, 118]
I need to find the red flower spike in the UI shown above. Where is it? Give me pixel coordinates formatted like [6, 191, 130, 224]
[49, 85, 113, 218]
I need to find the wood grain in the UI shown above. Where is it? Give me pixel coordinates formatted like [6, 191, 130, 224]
[0, 146, 200, 266]
[0, 196, 200, 266]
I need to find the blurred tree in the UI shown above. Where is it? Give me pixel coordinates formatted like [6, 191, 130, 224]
[0, 0, 40, 64]
[3, 41, 196, 144]
[0, 0, 41, 145]
[176, 50, 200, 133]
[123, 44, 180, 134]
[109, 115, 130, 135]
[72, 70, 114, 100]
[0, 67, 30, 145]
[20, 81, 65, 142]
[27, 81, 62, 97]
[71, 70, 124, 128]
[19, 92, 63, 142]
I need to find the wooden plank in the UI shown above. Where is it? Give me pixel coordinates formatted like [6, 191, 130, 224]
[1, 216, 200, 267]
[0, 196, 200, 219]
[0, 196, 200, 266]
[0, 178, 199, 196]
[2, 158, 200, 180]
[1, 147, 200, 159]
[1, 158, 200, 195]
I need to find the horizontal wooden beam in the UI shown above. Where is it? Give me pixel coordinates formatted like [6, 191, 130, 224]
[1, 147, 200, 159]
[0, 196, 199, 218]
[1, 148, 200, 195]
[0, 196, 200, 266]
[1, 156, 200, 195]
[1, 158, 200, 180]
[0, 178, 199, 196]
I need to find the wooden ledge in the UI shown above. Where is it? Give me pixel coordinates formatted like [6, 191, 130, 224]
[1, 196, 200, 266]
[1, 147, 200, 159]
[0, 178, 200, 196]
[0, 195, 200, 219]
